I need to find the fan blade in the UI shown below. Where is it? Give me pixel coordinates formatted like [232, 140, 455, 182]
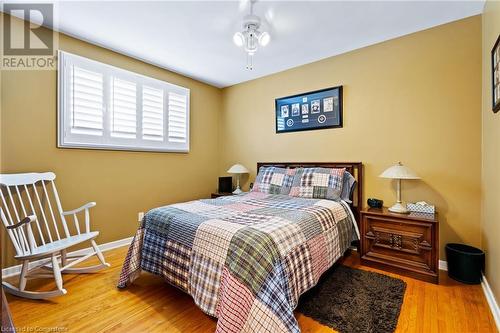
[238, 0, 249, 13]
[260, 7, 276, 34]
[264, 7, 275, 23]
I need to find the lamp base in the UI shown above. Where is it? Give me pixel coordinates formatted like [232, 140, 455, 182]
[233, 188, 243, 195]
[388, 202, 409, 214]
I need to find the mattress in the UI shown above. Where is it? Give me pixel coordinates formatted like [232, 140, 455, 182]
[118, 191, 359, 333]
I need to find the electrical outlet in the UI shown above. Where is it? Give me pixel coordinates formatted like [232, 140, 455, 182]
[138, 212, 144, 222]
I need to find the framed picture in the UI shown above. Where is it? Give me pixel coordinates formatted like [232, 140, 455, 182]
[492, 34, 500, 113]
[275, 86, 343, 133]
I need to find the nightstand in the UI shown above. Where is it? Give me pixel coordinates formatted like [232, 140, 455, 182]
[360, 207, 439, 284]
[211, 192, 233, 198]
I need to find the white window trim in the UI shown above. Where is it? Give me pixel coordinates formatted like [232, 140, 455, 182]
[57, 50, 190, 153]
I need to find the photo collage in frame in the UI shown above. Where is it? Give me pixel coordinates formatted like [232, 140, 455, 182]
[275, 86, 343, 133]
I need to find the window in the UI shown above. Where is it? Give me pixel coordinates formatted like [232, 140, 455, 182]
[58, 51, 190, 152]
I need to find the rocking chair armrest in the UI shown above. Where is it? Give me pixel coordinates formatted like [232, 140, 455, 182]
[6, 215, 37, 230]
[62, 202, 96, 216]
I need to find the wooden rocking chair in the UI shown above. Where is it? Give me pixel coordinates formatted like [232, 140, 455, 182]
[0, 172, 110, 299]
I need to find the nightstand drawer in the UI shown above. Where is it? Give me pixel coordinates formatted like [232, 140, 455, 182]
[363, 216, 434, 269]
[360, 208, 439, 283]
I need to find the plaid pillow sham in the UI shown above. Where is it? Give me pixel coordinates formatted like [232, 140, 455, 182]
[251, 166, 296, 195]
[289, 167, 346, 200]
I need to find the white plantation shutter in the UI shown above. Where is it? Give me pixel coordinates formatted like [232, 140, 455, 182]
[58, 51, 190, 152]
[70, 66, 104, 135]
[168, 92, 188, 143]
[142, 86, 164, 141]
[111, 78, 137, 138]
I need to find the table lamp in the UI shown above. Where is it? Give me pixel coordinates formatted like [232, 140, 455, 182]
[227, 164, 249, 194]
[379, 162, 420, 213]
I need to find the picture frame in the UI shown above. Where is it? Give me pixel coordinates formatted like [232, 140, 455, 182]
[492, 34, 500, 113]
[275, 86, 343, 133]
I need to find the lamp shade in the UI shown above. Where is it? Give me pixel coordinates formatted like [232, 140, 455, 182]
[227, 164, 249, 174]
[379, 162, 420, 180]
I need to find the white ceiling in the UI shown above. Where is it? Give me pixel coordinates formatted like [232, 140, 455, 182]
[14, 1, 486, 87]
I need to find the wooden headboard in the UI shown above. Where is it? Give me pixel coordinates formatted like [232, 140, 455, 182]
[256, 162, 363, 224]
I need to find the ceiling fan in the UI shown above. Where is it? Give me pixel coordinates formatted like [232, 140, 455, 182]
[232, 0, 270, 70]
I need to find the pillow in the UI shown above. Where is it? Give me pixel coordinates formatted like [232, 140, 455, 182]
[252, 166, 296, 195]
[289, 167, 346, 200]
[341, 171, 357, 203]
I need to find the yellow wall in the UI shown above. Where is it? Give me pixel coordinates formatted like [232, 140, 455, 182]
[481, 0, 500, 303]
[0, 17, 222, 267]
[220, 16, 482, 260]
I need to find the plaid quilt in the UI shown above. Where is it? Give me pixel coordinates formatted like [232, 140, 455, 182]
[118, 192, 359, 333]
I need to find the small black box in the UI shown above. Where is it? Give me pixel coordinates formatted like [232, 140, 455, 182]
[218, 176, 232, 193]
[367, 198, 383, 209]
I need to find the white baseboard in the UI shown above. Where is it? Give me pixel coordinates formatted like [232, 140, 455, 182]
[439, 260, 448, 271]
[1, 236, 133, 278]
[482, 274, 500, 331]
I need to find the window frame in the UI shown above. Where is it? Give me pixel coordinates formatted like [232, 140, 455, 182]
[57, 50, 190, 153]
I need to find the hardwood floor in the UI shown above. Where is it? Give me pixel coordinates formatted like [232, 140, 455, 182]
[4, 246, 497, 333]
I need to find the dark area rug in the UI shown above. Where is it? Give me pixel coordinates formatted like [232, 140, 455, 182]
[297, 265, 406, 333]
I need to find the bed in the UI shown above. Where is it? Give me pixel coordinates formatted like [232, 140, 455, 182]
[118, 162, 363, 333]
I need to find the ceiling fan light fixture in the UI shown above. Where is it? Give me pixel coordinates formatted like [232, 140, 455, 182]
[233, 0, 271, 70]
[258, 31, 270, 46]
[233, 32, 244, 47]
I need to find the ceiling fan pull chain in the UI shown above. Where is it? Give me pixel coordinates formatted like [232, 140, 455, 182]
[246, 53, 253, 70]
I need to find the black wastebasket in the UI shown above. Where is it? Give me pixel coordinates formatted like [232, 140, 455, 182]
[445, 243, 485, 284]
